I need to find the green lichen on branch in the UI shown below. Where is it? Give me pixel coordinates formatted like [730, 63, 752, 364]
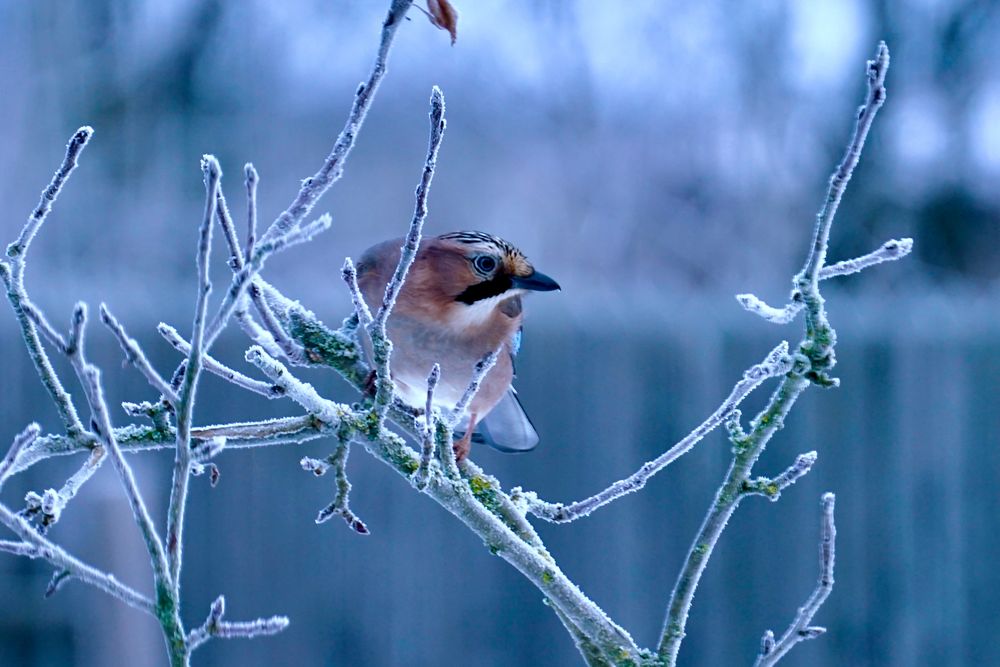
[468, 474, 503, 514]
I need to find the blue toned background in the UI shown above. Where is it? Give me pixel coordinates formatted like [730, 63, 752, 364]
[1, 1, 999, 665]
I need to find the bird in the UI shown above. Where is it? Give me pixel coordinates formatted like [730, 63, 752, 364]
[355, 230, 559, 460]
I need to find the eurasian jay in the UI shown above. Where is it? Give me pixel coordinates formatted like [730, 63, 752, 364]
[356, 230, 559, 460]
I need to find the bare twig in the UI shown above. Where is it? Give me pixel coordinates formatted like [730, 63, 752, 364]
[211, 181, 306, 363]
[743, 451, 818, 502]
[528, 342, 792, 523]
[1, 128, 93, 434]
[78, 362, 172, 602]
[755, 493, 837, 666]
[7, 127, 94, 265]
[658, 43, 892, 665]
[313, 439, 369, 534]
[233, 303, 284, 358]
[158, 323, 283, 399]
[0, 423, 40, 490]
[101, 305, 179, 403]
[24, 445, 107, 532]
[341, 258, 373, 328]
[247, 283, 306, 363]
[415, 364, 441, 489]
[45, 568, 73, 598]
[20, 300, 69, 353]
[215, 188, 242, 271]
[450, 348, 500, 424]
[8, 415, 331, 478]
[800, 42, 890, 285]
[244, 347, 349, 428]
[0, 539, 38, 557]
[166, 155, 218, 592]
[0, 502, 154, 615]
[820, 237, 912, 280]
[737, 236, 912, 324]
[260, 0, 415, 244]
[368, 86, 446, 415]
[187, 595, 289, 653]
[244, 163, 259, 261]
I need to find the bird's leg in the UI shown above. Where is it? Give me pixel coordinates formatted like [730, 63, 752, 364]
[454, 412, 478, 462]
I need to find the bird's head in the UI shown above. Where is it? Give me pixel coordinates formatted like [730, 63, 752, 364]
[429, 231, 559, 307]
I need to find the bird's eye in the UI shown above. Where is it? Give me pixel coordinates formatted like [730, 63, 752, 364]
[473, 255, 498, 275]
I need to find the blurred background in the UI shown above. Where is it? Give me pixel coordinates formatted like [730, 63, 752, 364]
[1, 0, 998, 665]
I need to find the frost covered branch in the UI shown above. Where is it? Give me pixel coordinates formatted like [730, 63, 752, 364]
[657, 42, 892, 665]
[526, 341, 792, 523]
[1, 128, 93, 439]
[737, 236, 912, 323]
[755, 493, 837, 666]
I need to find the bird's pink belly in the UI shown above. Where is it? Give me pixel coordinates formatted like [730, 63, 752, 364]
[387, 319, 497, 411]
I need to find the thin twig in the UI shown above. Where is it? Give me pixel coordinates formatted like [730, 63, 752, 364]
[314, 439, 369, 534]
[341, 258, 373, 328]
[9, 415, 330, 477]
[7, 126, 94, 265]
[737, 237, 912, 324]
[215, 188, 243, 270]
[244, 163, 258, 261]
[20, 300, 69, 353]
[101, 305, 179, 403]
[78, 363, 172, 600]
[819, 237, 912, 279]
[742, 451, 818, 502]
[800, 42, 890, 285]
[0, 539, 38, 557]
[0, 502, 154, 615]
[26, 445, 107, 531]
[166, 155, 218, 591]
[0, 266, 86, 439]
[247, 283, 305, 362]
[233, 303, 284, 358]
[244, 347, 349, 427]
[259, 0, 415, 245]
[415, 364, 440, 489]
[158, 323, 283, 399]
[45, 568, 73, 598]
[367, 86, 446, 415]
[187, 595, 289, 653]
[1, 127, 95, 438]
[0, 423, 40, 490]
[450, 348, 500, 424]
[212, 182, 305, 362]
[528, 342, 792, 523]
[755, 493, 837, 666]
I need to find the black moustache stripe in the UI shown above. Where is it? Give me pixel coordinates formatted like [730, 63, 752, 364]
[455, 274, 513, 304]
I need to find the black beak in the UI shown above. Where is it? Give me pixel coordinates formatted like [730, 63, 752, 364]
[512, 270, 560, 292]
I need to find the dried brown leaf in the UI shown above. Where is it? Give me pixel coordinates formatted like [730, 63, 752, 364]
[426, 0, 458, 45]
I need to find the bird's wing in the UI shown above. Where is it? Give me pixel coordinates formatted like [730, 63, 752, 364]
[471, 388, 540, 453]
